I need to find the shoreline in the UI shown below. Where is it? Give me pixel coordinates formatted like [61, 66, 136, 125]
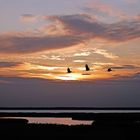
[1, 107, 140, 110]
[1, 112, 140, 139]
[1, 112, 140, 121]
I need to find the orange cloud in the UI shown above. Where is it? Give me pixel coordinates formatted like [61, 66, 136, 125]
[73, 52, 91, 56]
[0, 60, 139, 82]
[0, 34, 84, 54]
[0, 62, 22, 68]
[0, 14, 140, 54]
[93, 49, 119, 59]
[20, 14, 39, 23]
[82, 1, 126, 20]
[73, 60, 86, 63]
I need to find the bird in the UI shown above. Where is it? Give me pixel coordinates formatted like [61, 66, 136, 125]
[107, 68, 112, 72]
[67, 67, 72, 73]
[85, 64, 90, 71]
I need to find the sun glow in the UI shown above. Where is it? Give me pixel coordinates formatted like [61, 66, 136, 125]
[0, 60, 139, 81]
[55, 73, 82, 81]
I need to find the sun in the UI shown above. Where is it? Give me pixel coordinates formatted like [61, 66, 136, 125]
[55, 73, 82, 81]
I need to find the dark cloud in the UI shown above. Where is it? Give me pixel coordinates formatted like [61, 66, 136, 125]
[81, 1, 126, 20]
[130, 72, 140, 79]
[0, 62, 22, 67]
[0, 35, 83, 54]
[0, 14, 140, 54]
[57, 14, 106, 35]
[106, 20, 140, 41]
[114, 72, 140, 82]
[21, 14, 36, 18]
[20, 14, 38, 23]
[112, 64, 139, 70]
[57, 14, 140, 41]
[0, 77, 140, 107]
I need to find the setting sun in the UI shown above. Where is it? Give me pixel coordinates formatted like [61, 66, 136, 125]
[55, 73, 83, 81]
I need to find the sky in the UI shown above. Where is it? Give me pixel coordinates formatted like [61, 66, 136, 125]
[0, 0, 140, 107]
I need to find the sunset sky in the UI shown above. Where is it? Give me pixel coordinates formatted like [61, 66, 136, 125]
[0, 0, 140, 107]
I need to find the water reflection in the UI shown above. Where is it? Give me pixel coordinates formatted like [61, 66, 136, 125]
[1, 110, 140, 113]
[2, 117, 93, 125]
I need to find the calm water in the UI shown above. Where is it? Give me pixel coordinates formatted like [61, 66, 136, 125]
[2, 117, 93, 125]
[1, 109, 140, 125]
[0, 109, 140, 113]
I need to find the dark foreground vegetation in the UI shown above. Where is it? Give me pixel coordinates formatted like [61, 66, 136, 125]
[1, 112, 140, 140]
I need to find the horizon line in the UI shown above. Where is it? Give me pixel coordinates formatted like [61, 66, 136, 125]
[0, 107, 140, 110]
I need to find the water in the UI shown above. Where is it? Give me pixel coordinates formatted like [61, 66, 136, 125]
[0, 109, 140, 113]
[1, 117, 93, 125]
[1, 109, 140, 125]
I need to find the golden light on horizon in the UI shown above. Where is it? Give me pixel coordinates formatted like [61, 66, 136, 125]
[0, 60, 139, 82]
[55, 73, 83, 81]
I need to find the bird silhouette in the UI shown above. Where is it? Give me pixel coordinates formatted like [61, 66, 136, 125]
[85, 64, 90, 71]
[67, 67, 72, 73]
[107, 68, 112, 72]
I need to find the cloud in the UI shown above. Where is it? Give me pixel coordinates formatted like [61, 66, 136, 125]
[38, 18, 68, 36]
[106, 20, 140, 41]
[56, 14, 106, 35]
[52, 14, 140, 41]
[112, 65, 139, 69]
[0, 80, 11, 84]
[0, 76, 140, 107]
[131, 72, 140, 79]
[116, 72, 140, 81]
[0, 14, 140, 54]
[0, 62, 22, 68]
[73, 60, 86, 63]
[73, 48, 118, 59]
[20, 14, 39, 23]
[45, 55, 65, 61]
[0, 34, 84, 54]
[93, 62, 114, 66]
[73, 52, 91, 56]
[93, 49, 119, 59]
[82, 1, 126, 20]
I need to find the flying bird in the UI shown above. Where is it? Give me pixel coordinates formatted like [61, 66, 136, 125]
[67, 67, 72, 73]
[107, 68, 112, 72]
[85, 64, 90, 71]
[82, 64, 91, 75]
